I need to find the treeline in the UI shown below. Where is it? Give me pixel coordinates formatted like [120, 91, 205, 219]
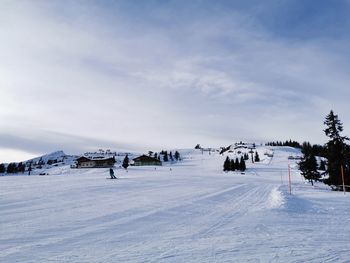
[266, 140, 301, 148]
[0, 162, 28, 174]
[223, 156, 246, 172]
[0, 157, 64, 175]
[149, 150, 181, 162]
[299, 110, 350, 190]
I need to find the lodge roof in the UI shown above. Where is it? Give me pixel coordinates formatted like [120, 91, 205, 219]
[76, 156, 115, 162]
[133, 155, 161, 163]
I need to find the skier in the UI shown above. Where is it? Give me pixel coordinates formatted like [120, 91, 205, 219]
[109, 168, 117, 179]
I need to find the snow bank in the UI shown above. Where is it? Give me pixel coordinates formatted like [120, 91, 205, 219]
[266, 187, 285, 209]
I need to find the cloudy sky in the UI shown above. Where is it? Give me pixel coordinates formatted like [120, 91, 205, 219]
[1, 0, 350, 162]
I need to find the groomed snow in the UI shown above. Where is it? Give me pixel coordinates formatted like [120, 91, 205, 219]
[1, 147, 350, 262]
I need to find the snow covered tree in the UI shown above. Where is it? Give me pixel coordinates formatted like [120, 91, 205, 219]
[223, 157, 230, 172]
[323, 110, 349, 187]
[254, 152, 260, 162]
[122, 155, 129, 169]
[38, 158, 45, 166]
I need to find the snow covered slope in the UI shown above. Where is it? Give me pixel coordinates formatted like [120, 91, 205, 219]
[1, 146, 350, 262]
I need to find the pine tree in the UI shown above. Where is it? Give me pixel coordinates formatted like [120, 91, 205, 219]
[174, 151, 180, 161]
[154, 153, 158, 159]
[235, 158, 240, 169]
[7, 163, 17, 173]
[28, 163, 32, 175]
[230, 159, 236, 171]
[223, 157, 230, 172]
[163, 151, 169, 162]
[299, 145, 320, 185]
[323, 110, 349, 187]
[0, 163, 5, 173]
[17, 162, 25, 173]
[244, 153, 249, 160]
[122, 155, 129, 169]
[240, 156, 246, 171]
[254, 152, 260, 162]
[169, 151, 174, 161]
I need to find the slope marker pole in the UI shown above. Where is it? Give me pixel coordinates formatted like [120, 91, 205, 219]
[288, 164, 292, 195]
[341, 165, 346, 195]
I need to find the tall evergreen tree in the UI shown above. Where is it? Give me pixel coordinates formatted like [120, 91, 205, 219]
[0, 163, 5, 173]
[323, 110, 349, 187]
[254, 152, 260, 162]
[230, 159, 236, 171]
[7, 163, 17, 173]
[169, 151, 174, 161]
[299, 144, 320, 186]
[122, 155, 129, 169]
[28, 163, 32, 175]
[235, 158, 240, 169]
[223, 156, 230, 172]
[240, 156, 246, 171]
[17, 162, 25, 173]
[244, 153, 249, 160]
[174, 151, 180, 161]
[163, 151, 169, 162]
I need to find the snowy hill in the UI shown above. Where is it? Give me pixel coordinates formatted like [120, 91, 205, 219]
[1, 146, 350, 262]
[26, 150, 68, 163]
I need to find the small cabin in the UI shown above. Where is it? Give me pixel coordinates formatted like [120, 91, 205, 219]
[132, 155, 162, 166]
[76, 156, 116, 168]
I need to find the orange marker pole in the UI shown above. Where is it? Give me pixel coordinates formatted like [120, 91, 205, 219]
[288, 164, 292, 195]
[341, 165, 346, 195]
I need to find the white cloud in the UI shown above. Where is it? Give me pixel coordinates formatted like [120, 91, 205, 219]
[0, 1, 349, 161]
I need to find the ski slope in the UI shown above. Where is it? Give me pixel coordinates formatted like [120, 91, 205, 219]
[1, 147, 350, 262]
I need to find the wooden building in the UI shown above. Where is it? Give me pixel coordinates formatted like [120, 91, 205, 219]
[132, 155, 162, 166]
[75, 156, 116, 168]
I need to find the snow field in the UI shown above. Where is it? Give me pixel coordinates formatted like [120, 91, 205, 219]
[1, 147, 350, 262]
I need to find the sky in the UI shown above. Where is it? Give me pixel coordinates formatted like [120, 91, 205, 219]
[1, 0, 350, 162]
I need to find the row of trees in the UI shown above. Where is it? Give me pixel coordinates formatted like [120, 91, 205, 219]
[299, 110, 350, 189]
[266, 140, 301, 148]
[0, 162, 30, 174]
[155, 150, 181, 162]
[0, 157, 60, 175]
[223, 156, 246, 172]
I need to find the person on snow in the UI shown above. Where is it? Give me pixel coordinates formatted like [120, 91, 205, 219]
[109, 168, 117, 179]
